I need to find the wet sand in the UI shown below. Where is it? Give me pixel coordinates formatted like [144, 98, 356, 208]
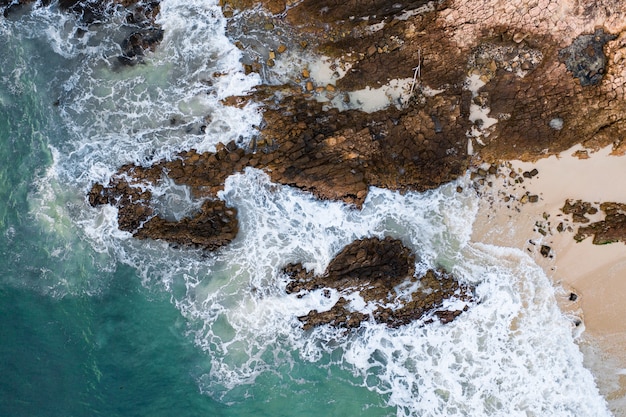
[472, 145, 626, 415]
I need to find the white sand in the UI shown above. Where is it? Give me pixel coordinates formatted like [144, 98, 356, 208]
[472, 145, 626, 415]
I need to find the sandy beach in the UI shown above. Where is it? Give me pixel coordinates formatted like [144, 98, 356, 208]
[472, 145, 626, 414]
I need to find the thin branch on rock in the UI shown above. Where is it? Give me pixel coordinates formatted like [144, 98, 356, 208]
[407, 48, 422, 104]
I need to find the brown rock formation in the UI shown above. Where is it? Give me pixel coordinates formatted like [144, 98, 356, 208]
[562, 199, 599, 224]
[134, 200, 238, 250]
[88, 84, 467, 244]
[87, 163, 238, 249]
[283, 237, 475, 329]
[224, 0, 626, 161]
[563, 201, 626, 245]
[90, 1, 626, 252]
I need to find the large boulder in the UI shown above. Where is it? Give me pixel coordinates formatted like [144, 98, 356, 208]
[284, 237, 475, 329]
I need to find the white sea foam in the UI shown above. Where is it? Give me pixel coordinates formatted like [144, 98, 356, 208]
[152, 169, 608, 416]
[44, 0, 263, 186]
[15, 1, 613, 415]
[340, 244, 609, 417]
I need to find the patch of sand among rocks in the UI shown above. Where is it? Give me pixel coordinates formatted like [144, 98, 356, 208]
[471, 144, 626, 415]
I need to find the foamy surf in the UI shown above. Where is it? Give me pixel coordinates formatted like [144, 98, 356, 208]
[163, 169, 608, 416]
[8, 0, 614, 415]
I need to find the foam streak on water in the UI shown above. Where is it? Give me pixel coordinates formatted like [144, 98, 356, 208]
[50, 0, 262, 185]
[6, 0, 613, 415]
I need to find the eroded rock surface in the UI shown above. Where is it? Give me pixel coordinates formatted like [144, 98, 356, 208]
[224, 0, 626, 160]
[88, 91, 467, 243]
[563, 200, 626, 244]
[283, 237, 475, 329]
[87, 163, 239, 249]
[88, 1, 626, 252]
[559, 29, 616, 87]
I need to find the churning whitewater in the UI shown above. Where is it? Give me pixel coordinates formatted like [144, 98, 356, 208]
[1, 0, 612, 415]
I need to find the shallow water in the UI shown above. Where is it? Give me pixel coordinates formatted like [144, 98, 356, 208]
[0, 1, 613, 416]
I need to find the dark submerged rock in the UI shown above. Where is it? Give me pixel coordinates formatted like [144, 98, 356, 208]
[1, 0, 164, 64]
[118, 27, 164, 65]
[559, 29, 616, 87]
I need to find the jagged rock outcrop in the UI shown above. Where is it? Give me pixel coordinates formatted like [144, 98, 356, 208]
[283, 237, 474, 329]
[88, 0, 626, 251]
[88, 85, 467, 240]
[87, 163, 238, 249]
[563, 200, 626, 245]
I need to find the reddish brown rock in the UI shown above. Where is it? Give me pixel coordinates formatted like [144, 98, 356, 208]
[567, 202, 626, 245]
[87, 174, 154, 232]
[562, 199, 599, 224]
[223, 0, 626, 162]
[87, 163, 239, 250]
[283, 237, 475, 329]
[134, 200, 238, 250]
[90, 1, 626, 252]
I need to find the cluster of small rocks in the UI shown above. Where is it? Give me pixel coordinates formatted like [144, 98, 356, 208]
[468, 43, 543, 80]
[563, 200, 626, 244]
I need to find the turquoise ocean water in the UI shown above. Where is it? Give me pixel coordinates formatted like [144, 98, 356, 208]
[0, 2, 615, 416]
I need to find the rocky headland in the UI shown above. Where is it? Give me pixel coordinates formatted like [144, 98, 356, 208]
[82, 0, 626, 331]
[85, 0, 626, 254]
[6, 0, 626, 333]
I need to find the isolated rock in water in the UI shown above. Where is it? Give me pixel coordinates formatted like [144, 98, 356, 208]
[87, 164, 239, 251]
[118, 27, 164, 65]
[87, 176, 154, 232]
[283, 237, 475, 329]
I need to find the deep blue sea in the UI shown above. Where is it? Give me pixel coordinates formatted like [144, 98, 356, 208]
[0, 1, 614, 416]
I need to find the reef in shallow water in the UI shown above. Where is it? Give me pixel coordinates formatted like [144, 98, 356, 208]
[284, 237, 475, 329]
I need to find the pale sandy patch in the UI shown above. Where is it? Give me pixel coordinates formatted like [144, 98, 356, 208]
[472, 145, 626, 415]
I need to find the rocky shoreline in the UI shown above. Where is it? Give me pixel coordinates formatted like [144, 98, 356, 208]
[85, 0, 626, 256]
[7, 0, 626, 332]
[86, 0, 626, 331]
